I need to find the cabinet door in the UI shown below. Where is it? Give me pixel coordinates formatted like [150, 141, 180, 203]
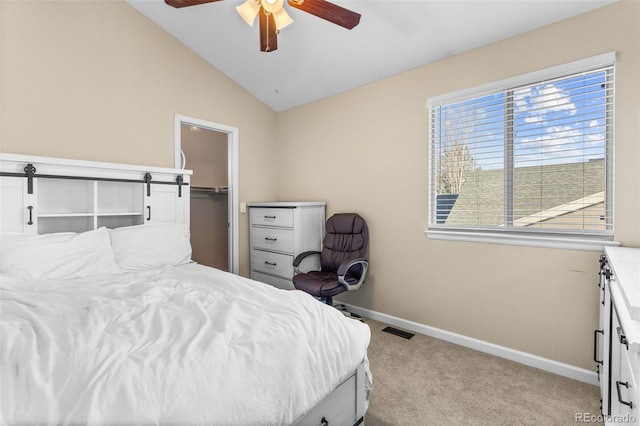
[611, 310, 623, 417]
[0, 177, 36, 233]
[611, 309, 638, 421]
[145, 184, 188, 225]
[599, 271, 612, 415]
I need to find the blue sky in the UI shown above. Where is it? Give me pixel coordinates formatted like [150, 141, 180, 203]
[436, 69, 608, 172]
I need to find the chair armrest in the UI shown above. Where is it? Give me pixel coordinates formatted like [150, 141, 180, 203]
[293, 251, 321, 273]
[337, 258, 368, 291]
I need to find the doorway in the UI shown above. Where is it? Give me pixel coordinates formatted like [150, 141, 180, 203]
[174, 114, 239, 275]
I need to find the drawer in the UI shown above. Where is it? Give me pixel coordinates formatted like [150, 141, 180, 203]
[250, 207, 294, 228]
[251, 249, 294, 280]
[251, 271, 294, 290]
[293, 372, 357, 426]
[251, 227, 294, 253]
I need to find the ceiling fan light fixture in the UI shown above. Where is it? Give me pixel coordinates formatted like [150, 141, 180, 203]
[236, 0, 260, 26]
[273, 8, 293, 31]
[260, 0, 284, 15]
[167, 0, 360, 53]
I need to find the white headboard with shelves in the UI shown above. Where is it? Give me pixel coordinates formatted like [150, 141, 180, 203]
[0, 154, 192, 234]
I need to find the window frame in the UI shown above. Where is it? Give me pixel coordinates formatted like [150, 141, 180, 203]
[426, 52, 619, 251]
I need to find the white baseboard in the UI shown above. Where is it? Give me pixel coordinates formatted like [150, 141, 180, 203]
[341, 302, 598, 386]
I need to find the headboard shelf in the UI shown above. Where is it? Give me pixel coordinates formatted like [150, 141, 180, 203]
[0, 154, 192, 234]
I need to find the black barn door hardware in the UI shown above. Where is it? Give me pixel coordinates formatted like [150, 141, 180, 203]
[176, 175, 184, 197]
[0, 164, 188, 198]
[25, 164, 36, 194]
[144, 173, 152, 196]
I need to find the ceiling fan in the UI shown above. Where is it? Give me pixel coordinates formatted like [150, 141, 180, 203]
[164, 0, 361, 53]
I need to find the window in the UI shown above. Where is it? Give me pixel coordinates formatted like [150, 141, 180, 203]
[427, 53, 616, 250]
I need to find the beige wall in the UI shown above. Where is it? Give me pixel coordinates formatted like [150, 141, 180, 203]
[0, 0, 278, 277]
[2, 0, 638, 371]
[181, 124, 228, 188]
[276, 1, 640, 370]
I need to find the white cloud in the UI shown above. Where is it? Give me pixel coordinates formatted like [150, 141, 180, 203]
[514, 83, 576, 123]
[538, 84, 576, 115]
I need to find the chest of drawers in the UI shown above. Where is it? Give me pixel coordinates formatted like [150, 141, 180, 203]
[247, 202, 325, 290]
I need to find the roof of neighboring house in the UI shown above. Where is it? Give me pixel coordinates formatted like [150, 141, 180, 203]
[513, 191, 604, 227]
[445, 159, 605, 227]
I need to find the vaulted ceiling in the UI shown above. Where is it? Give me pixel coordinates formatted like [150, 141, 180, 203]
[127, 0, 616, 112]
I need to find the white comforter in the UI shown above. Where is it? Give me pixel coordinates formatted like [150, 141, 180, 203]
[0, 264, 371, 425]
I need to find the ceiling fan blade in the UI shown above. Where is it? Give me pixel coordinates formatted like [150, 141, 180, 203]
[164, 0, 223, 9]
[259, 9, 278, 52]
[288, 0, 360, 30]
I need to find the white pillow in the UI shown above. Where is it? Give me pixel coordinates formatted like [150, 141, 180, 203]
[0, 227, 121, 280]
[109, 223, 192, 270]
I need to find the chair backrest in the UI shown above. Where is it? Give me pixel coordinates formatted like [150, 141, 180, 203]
[320, 213, 368, 274]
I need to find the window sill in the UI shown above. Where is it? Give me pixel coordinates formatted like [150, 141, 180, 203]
[426, 228, 620, 252]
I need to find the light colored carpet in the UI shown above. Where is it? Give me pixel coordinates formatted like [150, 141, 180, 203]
[361, 317, 602, 426]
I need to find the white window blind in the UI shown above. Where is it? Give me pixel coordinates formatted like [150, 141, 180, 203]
[428, 54, 615, 246]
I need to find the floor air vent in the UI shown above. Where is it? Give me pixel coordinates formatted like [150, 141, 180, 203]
[382, 326, 415, 340]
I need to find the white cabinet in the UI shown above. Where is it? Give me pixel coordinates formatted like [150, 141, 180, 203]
[146, 183, 188, 225]
[248, 202, 325, 290]
[598, 253, 613, 416]
[0, 176, 36, 233]
[599, 247, 640, 425]
[0, 154, 191, 234]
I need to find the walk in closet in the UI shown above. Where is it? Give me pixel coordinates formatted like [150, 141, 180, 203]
[181, 124, 229, 271]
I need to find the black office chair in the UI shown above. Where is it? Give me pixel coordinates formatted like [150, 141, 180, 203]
[292, 213, 369, 307]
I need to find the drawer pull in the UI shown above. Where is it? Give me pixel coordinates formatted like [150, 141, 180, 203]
[616, 381, 634, 408]
[265, 237, 277, 241]
[320, 417, 329, 426]
[264, 215, 277, 219]
[264, 261, 277, 266]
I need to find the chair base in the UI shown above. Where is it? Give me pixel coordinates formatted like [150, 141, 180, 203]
[319, 296, 333, 306]
[334, 303, 362, 320]
[315, 297, 362, 320]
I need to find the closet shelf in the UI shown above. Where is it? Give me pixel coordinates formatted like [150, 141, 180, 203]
[191, 186, 228, 195]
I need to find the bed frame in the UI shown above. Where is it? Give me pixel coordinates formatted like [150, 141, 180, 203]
[0, 153, 367, 425]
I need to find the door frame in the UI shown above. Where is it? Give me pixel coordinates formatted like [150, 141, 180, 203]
[174, 114, 239, 275]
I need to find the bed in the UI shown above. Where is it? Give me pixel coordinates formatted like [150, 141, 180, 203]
[0, 155, 372, 425]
